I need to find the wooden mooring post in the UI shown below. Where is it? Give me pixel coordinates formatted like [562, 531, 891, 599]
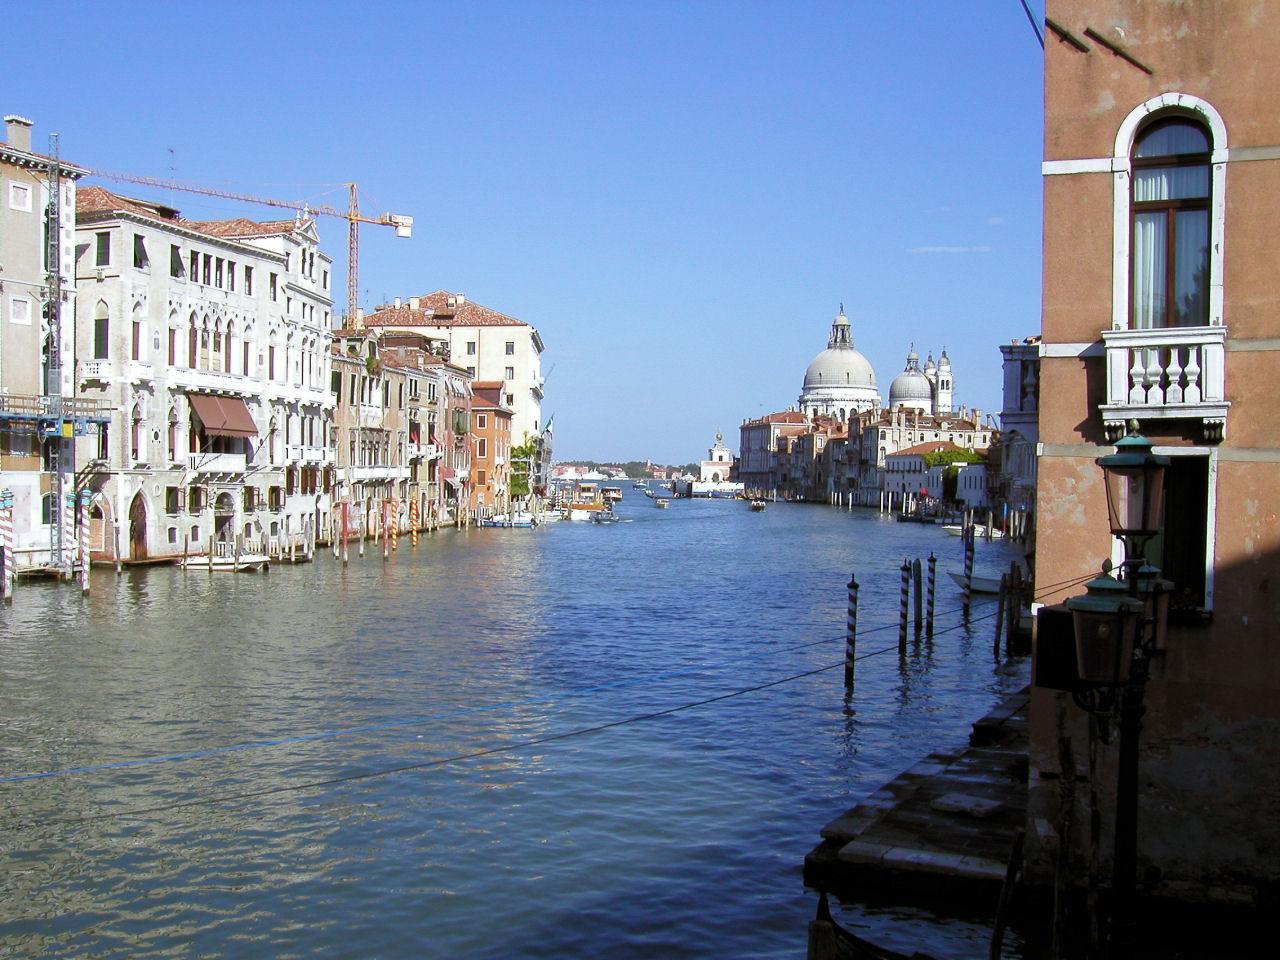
[844, 573, 859, 688]
[0, 489, 11, 605]
[926, 551, 936, 637]
[912, 558, 923, 635]
[898, 559, 910, 651]
[994, 572, 1008, 654]
[962, 525, 975, 618]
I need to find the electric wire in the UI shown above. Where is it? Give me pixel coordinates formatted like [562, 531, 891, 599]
[0, 568, 1095, 787]
[12, 606, 1011, 832]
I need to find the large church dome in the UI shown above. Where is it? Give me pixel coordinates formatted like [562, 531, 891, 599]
[798, 307, 881, 420]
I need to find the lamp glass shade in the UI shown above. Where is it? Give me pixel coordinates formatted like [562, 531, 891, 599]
[1097, 434, 1169, 541]
[1071, 604, 1138, 685]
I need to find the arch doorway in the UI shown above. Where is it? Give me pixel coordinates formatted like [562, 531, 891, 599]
[214, 493, 236, 547]
[128, 493, 148, 561]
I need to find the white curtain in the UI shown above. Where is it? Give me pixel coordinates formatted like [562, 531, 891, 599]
[1133, 165, 1208, 201]
[1132, 211, 1166, 330]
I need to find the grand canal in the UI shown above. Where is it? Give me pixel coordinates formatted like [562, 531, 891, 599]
[1, 497, 1032, 958]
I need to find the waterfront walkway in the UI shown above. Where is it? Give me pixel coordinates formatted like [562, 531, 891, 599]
[805, 687, 1029, 900]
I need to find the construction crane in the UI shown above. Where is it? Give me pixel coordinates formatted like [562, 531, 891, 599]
[82, 170, 412, 323]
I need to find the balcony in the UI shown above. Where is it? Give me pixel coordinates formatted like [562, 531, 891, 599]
[1100, 325, 1229, 442]
[408, 442, 439, 461]
[128, 360, 154, 383]
[188, 451, 247, 474]
[172, 366, 254, 397]
[80, 359, 111, 382]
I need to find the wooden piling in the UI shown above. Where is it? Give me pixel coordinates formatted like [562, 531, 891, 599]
[899, 559, 910, 651]
[1, 492, 14, 603]
[341, 501, 349, 565]
[912, 558, 923, 634]
[845, 573, 859, 688]
[995, 572, 1008, 654]
[962, 525, 975, 617]
[926, 551, 936, 637]
[208, 534, 214, 571]
[78, 495, 90, 595]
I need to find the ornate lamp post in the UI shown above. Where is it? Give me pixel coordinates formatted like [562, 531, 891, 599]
[1067, 427, 1170, 960]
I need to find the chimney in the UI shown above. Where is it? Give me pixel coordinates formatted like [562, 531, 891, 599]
[394, 297, 402, 309]
[353, 307, 365, 331]
[409, 297, 419, 310]
[5, 115, 33, 153]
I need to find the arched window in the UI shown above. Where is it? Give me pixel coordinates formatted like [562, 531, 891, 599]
[188, 313, 198, 368]
[41, 492, 55, 526]
[168, 407, 179, 463]
[130, 402, 144, 463]
[93, 301, 110, 359]
[1131, 117, 1211, 329]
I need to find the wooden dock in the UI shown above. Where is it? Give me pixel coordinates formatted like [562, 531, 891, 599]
[805, 688, 1029, 902]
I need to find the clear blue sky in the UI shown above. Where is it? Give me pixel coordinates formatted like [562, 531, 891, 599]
[9, 1, 1045, 464]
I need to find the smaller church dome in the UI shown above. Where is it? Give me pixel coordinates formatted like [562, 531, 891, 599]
[889, 346, 934, 408]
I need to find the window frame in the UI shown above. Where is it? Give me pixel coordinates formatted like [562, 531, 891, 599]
[1128, 116, 1212, 330]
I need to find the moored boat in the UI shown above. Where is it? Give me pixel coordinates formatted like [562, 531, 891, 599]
[602, 486, 623, 504]
[942, 524, 1005, 539]
[947, 571, 1002, 594]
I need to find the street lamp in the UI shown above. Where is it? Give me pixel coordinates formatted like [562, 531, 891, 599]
[1067, 426, 1170, 960]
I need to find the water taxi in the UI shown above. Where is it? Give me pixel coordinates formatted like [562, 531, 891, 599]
[655, 498, 670, 509]
[567, 482, 607, 521]
[749, 500, 766, 512]
[602, 486, 623, 504]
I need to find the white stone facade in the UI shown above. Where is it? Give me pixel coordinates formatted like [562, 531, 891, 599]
[73, 188, 335, 562]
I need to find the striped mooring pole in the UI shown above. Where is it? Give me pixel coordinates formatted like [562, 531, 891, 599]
[962, 525, 976, 617]
[898, 559, 910, 651]
[390, 499, 399, 552]
[341, 500, 350, 566]
[845, 573, 859, 688]
[410, 498, 419, 548]
[0, 488, 13, 604]
[926, 551, 937, 637]
[382, 500, 390, 560]
[78, 490, 91, 595]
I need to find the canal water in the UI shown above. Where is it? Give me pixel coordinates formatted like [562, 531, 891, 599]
[1, 496, 1030, 958]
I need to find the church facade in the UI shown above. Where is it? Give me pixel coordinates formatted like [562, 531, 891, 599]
[740, 306, 992, 503]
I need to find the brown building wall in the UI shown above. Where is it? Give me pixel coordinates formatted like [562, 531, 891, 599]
[1032, 0, 1280, 903]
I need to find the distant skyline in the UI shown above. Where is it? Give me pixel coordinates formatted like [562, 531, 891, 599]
[6, 1, 1045, 463]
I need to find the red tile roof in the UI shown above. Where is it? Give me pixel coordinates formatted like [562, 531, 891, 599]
[77, 186, 304, 240]
[747, 411, 808, 425]
[364, 290, 528, 328]
[887, 441, 967, 458]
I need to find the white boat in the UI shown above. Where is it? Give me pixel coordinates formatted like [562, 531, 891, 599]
[942, 524, 1005, 539]
[632, 480, 647, 490]
[480, 512, 536, 528]
[749, 500, 766, 512]
[567, 482, 606, 521]
[590, 509, 619, 523]
[947, 571, 1002, 594]
[655, 498, 669, 509]
[182, 552, 269, 572]
[602, 486, 623, 503]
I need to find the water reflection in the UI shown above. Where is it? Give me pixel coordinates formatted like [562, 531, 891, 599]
[1, 499, 1028, 958]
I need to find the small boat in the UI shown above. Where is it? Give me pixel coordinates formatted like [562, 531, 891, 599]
[947, 571, 1002, 594]
[655, 498, 669, 509]
[749, 500, 766, 512]
[590, 509, 619, 523]
[182, 553, 269, 572]
[567, 482, 606, 521]
[895, 512, 938, 524]
[631, 480, 647, 490]
[602, 486, 623, 503]
[942, 524, 1005, 539]
[645, 488, 658, 499]
[659, 482, 672, 491]
[480, 512, 535, 528]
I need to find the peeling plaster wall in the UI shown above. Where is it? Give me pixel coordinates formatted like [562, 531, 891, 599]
[1030, 0, 1280, 904]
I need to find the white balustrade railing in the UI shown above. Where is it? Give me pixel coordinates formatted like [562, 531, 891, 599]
[188, 452, 247, 473]
[1101, 325, 1229, 438]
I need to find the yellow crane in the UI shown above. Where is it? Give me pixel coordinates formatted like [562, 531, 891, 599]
[83, 170, 412, 323]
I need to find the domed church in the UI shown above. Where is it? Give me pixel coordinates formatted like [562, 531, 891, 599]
[798, 306, 881, 421]
[888, 346, 953, 416]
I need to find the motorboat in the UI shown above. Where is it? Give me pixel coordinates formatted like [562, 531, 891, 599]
[655, 498, 670, 509]
[942, 524, 1005, 539]
[590, 509, 619, 523]
[749, 500, 766, 512]
[480, 512, 536, 528]
[947, 571, 1002, 594]
[631, 480, 647, 490]
[182, 549, 269, 572]
[567, 482, 606, 521]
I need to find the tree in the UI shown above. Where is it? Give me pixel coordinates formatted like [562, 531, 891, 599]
[509, 437, 538, 499]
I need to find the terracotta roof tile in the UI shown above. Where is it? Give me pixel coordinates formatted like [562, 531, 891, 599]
[887, 441, 968, 458]
[77, 185, 306, 240]
[364, 290, 528, 328]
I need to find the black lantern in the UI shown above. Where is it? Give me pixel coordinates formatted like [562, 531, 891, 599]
[1066, 568, 1145, 686]
[1096, 428, 1170, 559]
